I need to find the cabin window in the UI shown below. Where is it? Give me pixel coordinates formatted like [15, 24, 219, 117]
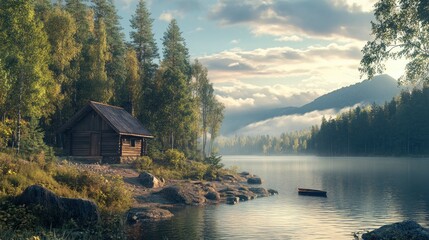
[123, 138, 130, 144]
[131, 139, 136, 147]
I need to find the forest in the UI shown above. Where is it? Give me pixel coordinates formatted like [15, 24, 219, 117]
[310, 87, 429, 156]
[0, 0, 224, 159]
[217, 87, 429, 156]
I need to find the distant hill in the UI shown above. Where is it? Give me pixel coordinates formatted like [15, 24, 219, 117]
[221, 74, 402, 135]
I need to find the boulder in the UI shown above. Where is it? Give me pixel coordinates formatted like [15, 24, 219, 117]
[249, 187, 269, 197]
[226, 196, 240, 205]
[158, 185, 205, 205]
[138, 172, 164, 188]
[362, 220, 429, 240]
[247, 177, 262, 184]
[15, 185, 99, 227]
[205, 190, 220, 201]
[127, 208, 173, 223]
[268, 189, 279, 195]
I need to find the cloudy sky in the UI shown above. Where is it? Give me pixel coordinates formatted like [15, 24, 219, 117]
[115, 0, 406, 134]
[115, 0, 405, 110]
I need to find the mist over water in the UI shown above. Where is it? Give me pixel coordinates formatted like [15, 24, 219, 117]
[135, 156, 429, 239]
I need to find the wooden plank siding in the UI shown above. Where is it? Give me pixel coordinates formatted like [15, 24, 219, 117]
[121, 136, 142, 157]
[71, 132, 90, 156]
[101, 132, 120, 156]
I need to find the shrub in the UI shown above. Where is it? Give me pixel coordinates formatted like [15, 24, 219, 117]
[164, 149, 186, 169]
[133, 156, 153, 172]
[183, 161, 209, 180]
[204, 154, 224, 169]
[54, 166, 132, 212]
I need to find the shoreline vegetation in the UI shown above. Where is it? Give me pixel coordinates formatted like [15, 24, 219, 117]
[0, 151, 278, 239]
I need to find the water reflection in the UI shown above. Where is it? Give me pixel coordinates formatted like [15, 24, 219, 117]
[131, 156, 429, 239]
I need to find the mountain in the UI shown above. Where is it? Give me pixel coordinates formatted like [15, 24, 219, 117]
[221, 74, 402, 135]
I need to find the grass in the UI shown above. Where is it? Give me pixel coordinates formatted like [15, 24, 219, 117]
[0, 152, 132, 239]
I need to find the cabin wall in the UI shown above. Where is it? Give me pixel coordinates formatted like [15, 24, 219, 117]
[66, 110, 120, 157]
[121, 136, 142, 157]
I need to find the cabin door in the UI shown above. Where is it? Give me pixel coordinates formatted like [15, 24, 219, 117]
[90, 133, 101, 156]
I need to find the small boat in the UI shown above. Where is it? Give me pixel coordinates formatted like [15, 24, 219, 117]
[298, 188, 327, 197]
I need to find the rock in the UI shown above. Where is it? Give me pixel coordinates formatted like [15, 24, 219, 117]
[247, 177, 262, 184]
[268, 189, 279, 195]
[240, 171, 250, 176]
[15, 185, 99, 227]
[362, 220, 429, 240]
[138, 172, 164, 188]
[128, 208, 173, 223]
[226, 196, 240, 205]
[249, 187, 269, 197]
[158, 185, 205, 205]
[205, 190, 220, 201]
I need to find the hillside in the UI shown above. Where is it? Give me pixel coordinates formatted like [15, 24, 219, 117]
[221, 74, 402, 135]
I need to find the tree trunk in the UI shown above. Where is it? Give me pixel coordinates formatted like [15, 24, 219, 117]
[16, 89, 22, 154]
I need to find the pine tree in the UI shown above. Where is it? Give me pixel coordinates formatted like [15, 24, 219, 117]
[91, 0, 126, 106]
[129, 0, 159, 123]
[156, 19, 197, 155]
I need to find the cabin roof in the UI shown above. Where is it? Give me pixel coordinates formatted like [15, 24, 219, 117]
[58, 101, 153, 138]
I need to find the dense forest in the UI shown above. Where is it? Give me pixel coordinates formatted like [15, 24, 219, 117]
[0, 0, 224, 159]
[310, 87, 429, 156]
[218, 87, 429, 156]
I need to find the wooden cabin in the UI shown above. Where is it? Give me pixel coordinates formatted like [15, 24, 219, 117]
[58, 101, 153, 163]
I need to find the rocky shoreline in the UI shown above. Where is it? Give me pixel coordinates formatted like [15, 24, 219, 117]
[47, 162, 279, 224]
[128, 171, 278, 223]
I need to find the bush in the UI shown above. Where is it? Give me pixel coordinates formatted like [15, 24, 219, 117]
[183, 161, 209, 180]
[204, 154, 224, 169]
[54, 166, 132, 212]
[164, 149, 186, 169]
[133, 156, 153, 172]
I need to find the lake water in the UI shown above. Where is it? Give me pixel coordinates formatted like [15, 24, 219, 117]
[135, 155, 429, 239]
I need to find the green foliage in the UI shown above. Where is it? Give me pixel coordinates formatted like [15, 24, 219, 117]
[54, 165, 132, 212]
[182, 161, 208, 180]
[164, 149, 186, 169]
[0, 152, 130, 239]
[0, 119, 13, 150]
[133, 156, 153, 171]
[20, 118, 53, 157]
[360, 0, 429, 85]
[310, 88, 429, 156]
[204, 154, 224, 169]
[0, 198, 40, 233]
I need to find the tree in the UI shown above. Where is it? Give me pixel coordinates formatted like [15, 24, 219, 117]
[91, 0, 126, 106]
[162, 19, 191, 77]
[129, 0, 159, 125]
[360, 0, 429, 85]
[207, 100, 225, 155]
[123, 47, 140, 115]
[154, 19, 197, 156]
[0, 0, 57, 152]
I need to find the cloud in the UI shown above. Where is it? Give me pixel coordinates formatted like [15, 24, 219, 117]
[214, 82, 321, 110]
[215, 95, 255, 108]
[159, 10, 184, 22]
[208, 0, 373, 40]
[199, 42, 363, 91]
[236, 107, 354, 136]
[275, 35, 303, 42]
[230, 39, 240, 44]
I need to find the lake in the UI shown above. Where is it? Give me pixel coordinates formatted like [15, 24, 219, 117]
[135, 155, 429, 239]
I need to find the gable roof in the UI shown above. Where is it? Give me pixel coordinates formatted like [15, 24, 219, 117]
[58, 101, 153, 138]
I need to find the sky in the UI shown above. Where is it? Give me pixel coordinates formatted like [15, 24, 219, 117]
[114, 0, 407, 134]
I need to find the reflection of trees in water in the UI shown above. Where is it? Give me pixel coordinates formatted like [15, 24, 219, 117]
[320, 158, 429, 226]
